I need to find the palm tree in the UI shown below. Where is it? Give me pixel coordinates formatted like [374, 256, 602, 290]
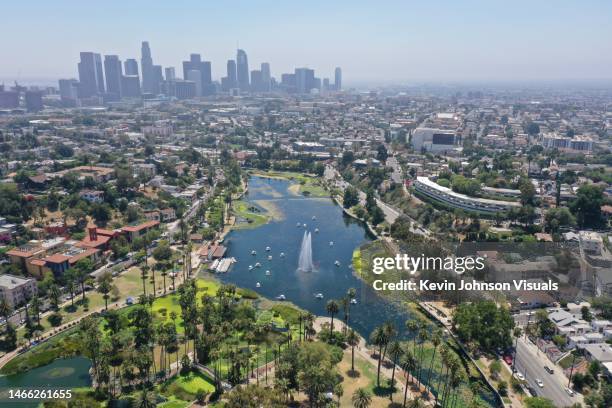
[134, 388, 157, 408]
[388, 340, 403, 395]
[405, 320, 418, 352]
[347, 329, 359, 372]
[435, 344, 450, 406]
[382, 321, 397, 361]
[30, 295, 41, 327]
[140, 265, 149, 296]
[352, 388, 372, 408]
[401, 349, 417, 407]
[370, 325, 387, 387]
[97, 272, 112, 311]
[326, 299, 339, 336]
[425, 329, 442, 393]
[416, 327, 429, 384]
[512, 327, 522, 373]
[161, 266, 168, 294]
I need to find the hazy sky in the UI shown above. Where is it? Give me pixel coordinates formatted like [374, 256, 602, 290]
[2, 0, 611, 85]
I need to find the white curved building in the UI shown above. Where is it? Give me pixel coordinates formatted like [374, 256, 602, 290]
[414, 176, 521, 214]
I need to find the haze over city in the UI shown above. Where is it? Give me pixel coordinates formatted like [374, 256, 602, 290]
[2, 0, 612, 86]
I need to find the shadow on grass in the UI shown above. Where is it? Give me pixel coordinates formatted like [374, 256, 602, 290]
[372, 385, 394, 397]
[346, 369, 361, 378]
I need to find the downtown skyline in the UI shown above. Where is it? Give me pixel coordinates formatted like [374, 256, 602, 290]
[1, 0, 612, 86]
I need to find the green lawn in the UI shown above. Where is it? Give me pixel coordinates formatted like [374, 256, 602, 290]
[233, 200, 270, 229]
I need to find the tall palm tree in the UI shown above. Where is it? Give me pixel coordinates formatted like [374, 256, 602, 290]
[370, 325, 387, 387]
[140, 265, 149, 296]
[352, 388, 372, 408]
[388, 340, 403, 396]
[326, 300, 339, 336]
[347, 329, 359, 372]
[30, 295, 41, 327]
[401, 348, 417, 407]
[382, 321, 397, 361]
[416, 327, 429, 384]
[405, 320, 418, 352]
[435, 344, 450, 406]
[512, 326, 522, 373]
[425, 329, 442, 393]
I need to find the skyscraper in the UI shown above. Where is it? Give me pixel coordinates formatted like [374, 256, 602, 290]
[121, 75, 141, 97]
[261, 62, 271, 92]
[25, 90, 44, 112]
[334, 67, 342, 91]
[226, 59, 237, 89]
[140, 41, 155, 94]
[186, 70, 202, 96]
[295, 68, 315, 94]
[152, 65, 163, 94]
[250, 70, 262, 92]
[183, 54, 213, 95]
[124, 59, 139, 76]
[165, 67, 176, 81]
[78, 52, 104, 98]
[58, 79, 79, 104]
[104, 55, 123, 98]
[236, 49, 249, 91]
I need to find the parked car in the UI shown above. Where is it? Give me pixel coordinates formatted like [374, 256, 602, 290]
[503, 355, 513, 365]
[565, 387, 575, 396]
[536, 379, 544, 388]
[514, 372, 525, 381]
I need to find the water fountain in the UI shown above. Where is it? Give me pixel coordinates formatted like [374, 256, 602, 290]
[297, 230, 314, 272]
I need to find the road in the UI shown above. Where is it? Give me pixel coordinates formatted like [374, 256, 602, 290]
[324, 164, 431, 237]
[514, 337, 580, 407]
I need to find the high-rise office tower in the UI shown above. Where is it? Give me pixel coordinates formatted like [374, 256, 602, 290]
[187, 70, 202, 96]
[334, 67, 342, 91]
[78, 52, 105, 98]
[261, 63, 271, 92]
[227, 59, 237, 89]
[141, 41, 156, 94]
[295, 68, 315, 94]
[183, 54, 212, 95]
[182, 54, 201, 80]
[323, 78, 330, 91]
[104, 55, 123, 98]
[121, 75, 141, 97]
[124, 59, 139, 76]
[165, 67, 176, 81]
[58, 79, 79, 102]
[25, 90, 44, 112]
[152, 65, 163, 94]
[236, 49, 249, 91]
[250, 70, 262, 92]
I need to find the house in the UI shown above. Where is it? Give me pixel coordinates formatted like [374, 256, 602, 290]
[0, 274, 38, 308]
[144, 210, 161, 222]
[121, 220, 160, 242]
[160, 208, 177, 222]
[77, 227, 118, 251]
[79, 190, 104, 203]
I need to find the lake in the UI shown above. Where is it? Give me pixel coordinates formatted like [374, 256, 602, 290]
[0, 356, 91, 408]
[219, 175, 415, 338]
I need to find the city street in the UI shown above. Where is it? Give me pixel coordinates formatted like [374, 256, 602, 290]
[513, 337, 580, 407]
